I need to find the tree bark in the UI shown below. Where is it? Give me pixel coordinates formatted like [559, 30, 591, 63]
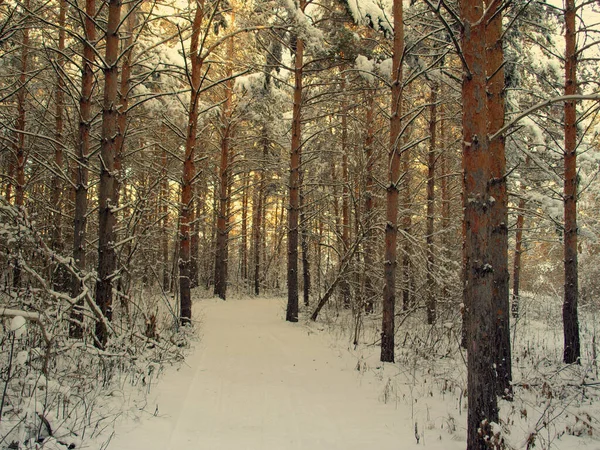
[241, 173, 249, 281]
[363, 88, 376, 314]
[14, 0, 28, 211]
[340, 70, 351, 309]
[214, 32, 234, 300]
[381, 0, 403, 363]
[426, 83, 437, 325]
[95, 0, 122, 347]
[461, 0, 499, 446]
[191, 183, 201, 288]
[512, 193, 526, 318]
[563, 0, 581, 364]
[51, 0, 67, 290]
[487, 1, 512, 398]
[70, 0, 96, 338]
[286, 0, 306, 322]
[252, 170, 263, 295]
[179, 0, 204, 324]
[161, 145, 170, 290]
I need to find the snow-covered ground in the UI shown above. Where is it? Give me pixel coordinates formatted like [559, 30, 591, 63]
[102, 297, 462, 450]
[96, 294, 600, 450]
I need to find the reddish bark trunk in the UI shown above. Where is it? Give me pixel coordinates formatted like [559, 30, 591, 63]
[563, 0, 580, 364]
[179, 0, 205, 323]
[95, 0, 122, 347]
[487, 2, 512, 398]
[461, 0, 499, 446]
[381, 0, 403, 363]
[286, 1, 305, 322]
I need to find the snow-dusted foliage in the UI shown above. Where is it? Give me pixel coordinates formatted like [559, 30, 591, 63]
[0, 198, 190, 449]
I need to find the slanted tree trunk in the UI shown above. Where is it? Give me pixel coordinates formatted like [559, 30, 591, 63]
[95, 0, 122, 347]
[179, 0, 204, 324]
[70, 0, 96, 338]
[286, 0, 306, 322]
[563, 0, 580, 364]
[487, 1, 512, 397]
[461, 0, 499, 446]
[426, 83, 437, 324]
[381, 0, 403, 363]
[214, 32, 234, 300]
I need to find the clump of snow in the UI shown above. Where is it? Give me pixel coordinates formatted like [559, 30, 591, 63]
[234, 72, 265, 94]
[377, 58, 393, 81]
[355, 55, 375, 83]
[521, 116, 544, 143]
[15, 349, 28, 366]
[346, 0, 392, 36]
[10, 315, 27, 338]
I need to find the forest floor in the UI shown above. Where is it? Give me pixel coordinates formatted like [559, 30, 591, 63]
[99, 295, 600, 450]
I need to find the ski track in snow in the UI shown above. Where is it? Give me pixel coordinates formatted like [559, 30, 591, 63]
[105, 298, 457, 450]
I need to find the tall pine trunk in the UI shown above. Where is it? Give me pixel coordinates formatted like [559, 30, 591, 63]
[381, 0, 403, 363]
[286, 1, 305, 322]
[426, 83, 437, 324]
[179, 0, 204, 324]
[512, 193, 526, 318]
[70, 0, 96, 338]
[363, 88, 375, 314]
[563, 0, 580, 364]
[51, 0, 67, 292]
[487, 2, 512, 397]
[95, 0, 122, 347]
[214, 32, 234, 300]
[461, 0, 498, 446]
[340, 71, 351, 308]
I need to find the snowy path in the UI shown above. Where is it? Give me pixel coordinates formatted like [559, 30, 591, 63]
[106, 298, 432, 450]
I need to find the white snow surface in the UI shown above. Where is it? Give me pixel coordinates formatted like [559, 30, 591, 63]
[10, 315, 26, 338]
[105, 298, 457, 450]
